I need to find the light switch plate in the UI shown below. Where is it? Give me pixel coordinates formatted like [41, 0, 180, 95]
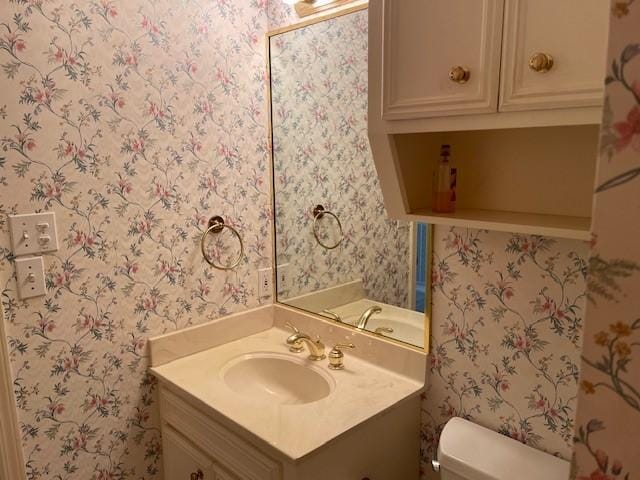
[9, 212, 59, 256]
[15, 256, 46, 299]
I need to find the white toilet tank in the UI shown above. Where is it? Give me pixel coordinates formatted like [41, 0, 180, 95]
[437, 417, 570, 480]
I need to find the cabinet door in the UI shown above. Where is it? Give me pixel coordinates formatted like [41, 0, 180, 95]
[499, 0, 610, 111]
[211, 464, 242, 480]
[163, 426, 216, 480]
[381, 0, 504, 120]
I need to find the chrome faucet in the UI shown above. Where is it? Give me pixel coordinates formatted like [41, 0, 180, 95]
[357, 305, 382, 329]
[285, 322, 326, 360]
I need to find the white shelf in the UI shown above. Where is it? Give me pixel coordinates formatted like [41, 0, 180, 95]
[406, 208, 591, 241]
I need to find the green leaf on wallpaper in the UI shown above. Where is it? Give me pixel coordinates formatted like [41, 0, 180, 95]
[611, 58, 620, 79]
[2, 61, 21, 79]
[487, 396, 503, 412]
[34, 341, 51, 358]
[20, 424, 38, 441]
[12, 13, 30, 32]
[490, 306, 507, 322]
[596, 168, 640, 193]
[12, 159, 30, 177]
[588, 255, 640, 303]
[45, 423, 60, 440]
[599, 97, 617, 160]
[620, 43, 640, 64]
[7, 337, 27, 355]
[73, 7, 92, 30]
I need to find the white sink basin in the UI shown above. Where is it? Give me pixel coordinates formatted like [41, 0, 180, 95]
[221, 353, 334, 405]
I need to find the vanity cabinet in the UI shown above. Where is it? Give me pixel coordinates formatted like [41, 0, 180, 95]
[369, 0, 610, 240]
[160, 388, 282, 480]
[158, 386, 421, 480]
[162, 427, 224, 480]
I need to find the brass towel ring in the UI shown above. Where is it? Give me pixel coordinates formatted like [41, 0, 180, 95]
[312, 205, 343, 250]
[200, 216, 244, 270]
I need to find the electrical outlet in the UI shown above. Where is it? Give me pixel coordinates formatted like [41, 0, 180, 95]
[15, 256, 46, 299]
[258, 268, 272, 299]
[277, 263, 290, 292]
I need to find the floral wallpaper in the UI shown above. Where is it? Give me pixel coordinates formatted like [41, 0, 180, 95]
[0, 0, 272, 479]
[572, 2, 640, 479]
[266, 0, 367, 30]
[270, 9, 412, 306]
[421, 227, 589, 478]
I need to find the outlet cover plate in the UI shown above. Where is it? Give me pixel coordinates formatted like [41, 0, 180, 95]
[15, 256, 46, 299]
[277, 263, 290, 292]
[258, 268, 272, 299]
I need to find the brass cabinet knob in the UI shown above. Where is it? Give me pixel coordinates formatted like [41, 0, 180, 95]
[449, 65, 471, 84]
[529, 52, 554, 73]
[190, 469, 204, 480]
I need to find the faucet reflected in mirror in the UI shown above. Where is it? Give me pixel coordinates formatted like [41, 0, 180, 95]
[268, 6, 431, 350]
[357, 305, 382, 330]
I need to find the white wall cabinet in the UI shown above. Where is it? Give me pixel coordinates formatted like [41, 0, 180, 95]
[499, 0, 610, 111]
[369, 0, 609, 239]
[377, 0, 609, 123]
[382, 0, 504, 119]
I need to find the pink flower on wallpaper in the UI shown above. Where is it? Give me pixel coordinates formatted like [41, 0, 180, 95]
[101, 0, 118, 18]
[614, 103, 640, 152]
[5, 32, 26, 52]
[54, 47, 65, 62]
[215, 67, 232, 86]
[117, 177, 133, 194]
[141, 15, 159, 34]
[577, 470, 615, 480]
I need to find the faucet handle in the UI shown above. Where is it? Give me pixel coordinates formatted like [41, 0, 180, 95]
[374, 326, 394, 336]
[321, 309, 343, 322]
[285, 321, 299, 333]
[328, 343, 355, 370]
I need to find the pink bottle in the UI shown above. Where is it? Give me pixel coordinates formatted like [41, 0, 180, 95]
[433, 144, 454, 213]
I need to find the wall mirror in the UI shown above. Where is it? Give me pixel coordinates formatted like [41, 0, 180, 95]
[267, 6, 432, 350]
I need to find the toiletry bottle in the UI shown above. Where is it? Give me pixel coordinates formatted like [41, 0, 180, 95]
[433, 144, 454, 213]
[450, 167, 457, 213]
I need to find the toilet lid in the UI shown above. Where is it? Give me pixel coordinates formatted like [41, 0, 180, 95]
[438, 418, 570, 480]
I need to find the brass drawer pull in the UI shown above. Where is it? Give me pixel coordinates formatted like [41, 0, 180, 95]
[529, 52, 554, 73]
[190, 469, 204, 480]
[449, 65, 470, 84]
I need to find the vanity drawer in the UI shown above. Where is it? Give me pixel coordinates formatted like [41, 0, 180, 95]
[160, 387, 282, 480]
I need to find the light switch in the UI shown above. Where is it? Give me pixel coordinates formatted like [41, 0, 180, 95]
[9, 212, 59, 256]
[15, 256, 46, 299]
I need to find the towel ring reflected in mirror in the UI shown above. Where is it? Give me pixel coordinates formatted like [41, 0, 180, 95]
[312, 205, 344, 250]
[200, 216, 244, 270]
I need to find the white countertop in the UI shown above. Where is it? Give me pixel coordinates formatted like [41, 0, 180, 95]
[151, 326, 424, 461]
